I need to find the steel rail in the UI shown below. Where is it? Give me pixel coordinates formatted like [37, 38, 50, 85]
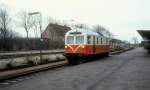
[0, 60, 68, 80]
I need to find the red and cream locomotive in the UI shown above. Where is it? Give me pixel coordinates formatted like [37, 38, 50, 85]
[64, 29, 110, 64]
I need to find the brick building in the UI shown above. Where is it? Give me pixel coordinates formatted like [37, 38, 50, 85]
[41, 23, 70, 41]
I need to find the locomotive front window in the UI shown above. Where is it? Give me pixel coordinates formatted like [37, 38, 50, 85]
[76, 36, 84, 44]
[67, 36, 74, 44]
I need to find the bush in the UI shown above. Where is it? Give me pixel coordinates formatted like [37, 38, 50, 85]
[6, 63, 13, 68]
[27, 60, 36, 66]
[40, 58, 49, 64]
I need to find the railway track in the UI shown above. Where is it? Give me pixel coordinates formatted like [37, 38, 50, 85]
[0, 48, 133, 82]
[0, 60, 68, 81]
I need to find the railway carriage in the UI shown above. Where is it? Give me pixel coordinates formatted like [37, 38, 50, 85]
[64, 29, 110, 64]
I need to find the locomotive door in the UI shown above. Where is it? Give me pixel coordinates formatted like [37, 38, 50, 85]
[93, 36, 95, 54]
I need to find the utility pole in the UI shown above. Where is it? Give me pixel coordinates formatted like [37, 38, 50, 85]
[28, 12, 43, 61]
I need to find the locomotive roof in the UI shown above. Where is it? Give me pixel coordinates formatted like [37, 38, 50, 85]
[66, 29, 100, 36]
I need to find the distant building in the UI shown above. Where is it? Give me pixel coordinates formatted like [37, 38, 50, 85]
[41, 23, 71, 41]
[110, 38, 122, 49]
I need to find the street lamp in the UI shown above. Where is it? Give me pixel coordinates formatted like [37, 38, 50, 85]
[28, 12, 43, 61]
[28, 12, 40, 15]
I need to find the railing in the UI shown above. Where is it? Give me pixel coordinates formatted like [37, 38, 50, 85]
[0, 49, 64, 59]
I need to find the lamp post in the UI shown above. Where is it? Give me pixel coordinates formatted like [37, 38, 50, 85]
[28, 12, 43, 61]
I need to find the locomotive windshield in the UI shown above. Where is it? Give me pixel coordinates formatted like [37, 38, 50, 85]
[76, 36, 84, 44]
[66, 36, 84, 44]
[67, 36, 74, 44]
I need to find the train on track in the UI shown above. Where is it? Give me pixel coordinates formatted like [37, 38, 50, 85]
[64, 29, 111, 64]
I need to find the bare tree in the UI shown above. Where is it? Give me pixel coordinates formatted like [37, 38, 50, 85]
[31, 18, 39, 38]
[30, 12, 44, 39]
[93, 24, 112, 37]
[73, 23, 88, 29]
[0, 7, 14, 51]
[47, 17, 68, 26]
[132, 37, 138, 44]
[0, 28, 2, 38]
[19, 11, 36, 51]
[0, 7, 10, 39]
[49, 17, 57, 24]
[20, 11, 33, 39]
[132, 37, 139, 47]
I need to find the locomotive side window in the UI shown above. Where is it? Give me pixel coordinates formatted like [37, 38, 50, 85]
[102, 38, 104, 45]
[108, 38, 110, 45]
[105, 38, 107, 45]
[76, 36, 84, 44]
[94, 36, 97, 45]
[87, 36, 91, 44]
[99, 37, 101, 44]
[67, 36, 74, 44]
[97, 37, 99, 44]
[101, 38, 103, 44]
[106, 38, 109, 45]
[104, 38, 106, 45]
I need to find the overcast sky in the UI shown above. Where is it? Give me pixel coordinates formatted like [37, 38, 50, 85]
[1, 0, 150, 41]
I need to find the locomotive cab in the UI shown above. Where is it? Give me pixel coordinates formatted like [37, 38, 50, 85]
[65, 31, 86, 56]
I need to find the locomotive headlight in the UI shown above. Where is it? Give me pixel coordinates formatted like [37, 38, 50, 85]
[65, 45, 67, 48]
[81, 45, 85, 48]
